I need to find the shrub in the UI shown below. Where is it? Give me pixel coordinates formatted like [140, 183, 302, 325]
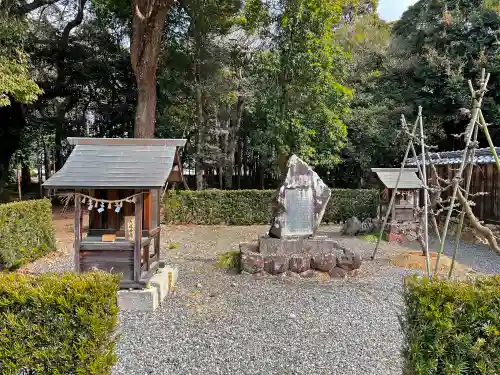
[217, 250, 241, 271]
[0, 199, 56, 270]
[0, 271, 120, 375]
[403, 275, 500, 375]
[164, 189, 378, 225]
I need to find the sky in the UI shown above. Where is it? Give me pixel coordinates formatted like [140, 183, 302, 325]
[378, 0, 418, 21]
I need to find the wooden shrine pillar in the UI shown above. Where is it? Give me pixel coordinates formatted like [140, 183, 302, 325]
[74, 192, 81, 273]
[134, 193, 144, 282]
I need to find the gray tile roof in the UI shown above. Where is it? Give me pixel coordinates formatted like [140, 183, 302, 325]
[371, 168, 422, 189]
[43, 142, 182, 189]
[407, 147, 500, 166]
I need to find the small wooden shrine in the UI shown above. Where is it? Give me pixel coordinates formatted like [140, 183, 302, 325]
[43, 137, 186, 288]
[370, 168, 422, 222]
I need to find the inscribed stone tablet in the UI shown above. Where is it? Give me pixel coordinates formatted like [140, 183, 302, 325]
[284, 188, 314, 236]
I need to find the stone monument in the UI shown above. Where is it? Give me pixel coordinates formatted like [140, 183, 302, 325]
[239, 154, 362, 279]
[268, 155, 331, 238]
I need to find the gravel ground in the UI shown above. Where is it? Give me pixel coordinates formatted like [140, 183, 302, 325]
[112, 225, 408, 375]
[20, 215, 500, 375]
[405, 235, 500, 274]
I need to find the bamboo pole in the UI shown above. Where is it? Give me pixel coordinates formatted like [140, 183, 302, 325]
[418, 107, 431, 277]
[434, 70, 490, 275]
[448, 122, 479, 278]
[478, 109, 500, 171]
[371, 116, 419, 260]
[401, 115, 442, 245]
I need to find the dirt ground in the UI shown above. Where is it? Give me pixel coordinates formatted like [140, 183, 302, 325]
[19, 206, 499, 279]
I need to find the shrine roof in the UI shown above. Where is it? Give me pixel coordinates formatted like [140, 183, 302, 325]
[43, 137, 186, 189]
[371, 168, 422, 189]
[407, 147, 500, 166]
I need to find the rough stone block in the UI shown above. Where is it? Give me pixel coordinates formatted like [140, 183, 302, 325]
[239, 242, 259, 253]
[337, 249, 362, 271]
[118, 287, 159, 311]
[285, 270, 301, 278]
[310, 253, 337, 272]
[300, 269, 315, 278]
[341, 217, 361, 236]
[384, 231, 405, 242]
[259, 236, 341, 255]
[268, 155, 331, 238]
[264, 255, 289, 274]
[289, 254, 310, 273]
[329, 267, 347, 279]
[241, 251, 264, 273]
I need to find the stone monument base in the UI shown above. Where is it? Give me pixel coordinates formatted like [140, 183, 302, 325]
[384, 221, 418, 243]
[240, 236, 362, 278]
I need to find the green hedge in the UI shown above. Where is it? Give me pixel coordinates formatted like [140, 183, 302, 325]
[164, 189, 378, 225]
[403, 276, 500, 375]
[0, 271, 120, 375]
[0, 199, 56, 270]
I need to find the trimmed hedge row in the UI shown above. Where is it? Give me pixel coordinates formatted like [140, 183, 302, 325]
[0, 271, 120, 375]
[0, 199, 56, 270]
[164, 189, 379, 225]
[403, 276, 500, 375]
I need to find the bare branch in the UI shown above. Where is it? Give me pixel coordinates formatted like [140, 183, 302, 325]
[456, 188, 500, 255]
[17, 0, 61, 14]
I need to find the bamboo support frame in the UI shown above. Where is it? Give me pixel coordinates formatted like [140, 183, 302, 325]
[372, 69, 500, 278]
[448, 123, 479, 277]
[418, 107, 431, 276]
[402, 115, 442, 244]
[371, 115, 420, 260]
[434, 70, 490, 275]
[478, 110, 500, 170]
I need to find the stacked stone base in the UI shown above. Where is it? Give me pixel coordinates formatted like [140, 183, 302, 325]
[240, 236, 361, 279]
[384, 222, 418, 243]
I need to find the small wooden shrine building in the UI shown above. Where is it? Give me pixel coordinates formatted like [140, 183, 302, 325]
[43, 137, 186, 288]
[407, 147, 500, 224]
[370, 168, 422, 222]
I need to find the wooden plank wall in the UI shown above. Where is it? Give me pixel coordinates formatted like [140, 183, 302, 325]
[428, 163, 500, 224]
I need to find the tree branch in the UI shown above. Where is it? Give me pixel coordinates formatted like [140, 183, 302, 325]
[17, 0, 61, 15]
[60, 0, 87, 50]
[456, 188, 500, 255]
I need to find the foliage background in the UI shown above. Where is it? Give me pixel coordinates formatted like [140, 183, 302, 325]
[164, 188, 379, 225]
[0, 199, 56, 270]
[0, 271, 120, 375]
[403, 275, 500, 375]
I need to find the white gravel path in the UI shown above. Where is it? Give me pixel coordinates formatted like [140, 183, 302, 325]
[112, 225, 408, 375]
[20, 222, 500, 375]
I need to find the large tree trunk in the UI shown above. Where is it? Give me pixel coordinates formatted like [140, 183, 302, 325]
[0, 160, 9, 197]
[0, 101, 26, 196]
[21, 161, 31, 192]
[236, 138, 242, 189]
[223, 95, 244, 189]
[43, 139, 51, 180]
[131, 0, 172, 138]
[194, 58, 205, 190]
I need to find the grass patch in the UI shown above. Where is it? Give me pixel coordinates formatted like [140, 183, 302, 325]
[168, 242, 180, 250]
[216, 250, 241, 271]
[359, 233, 379, 243]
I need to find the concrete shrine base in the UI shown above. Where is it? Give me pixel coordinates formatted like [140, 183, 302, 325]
[117, 265, 179, 311]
